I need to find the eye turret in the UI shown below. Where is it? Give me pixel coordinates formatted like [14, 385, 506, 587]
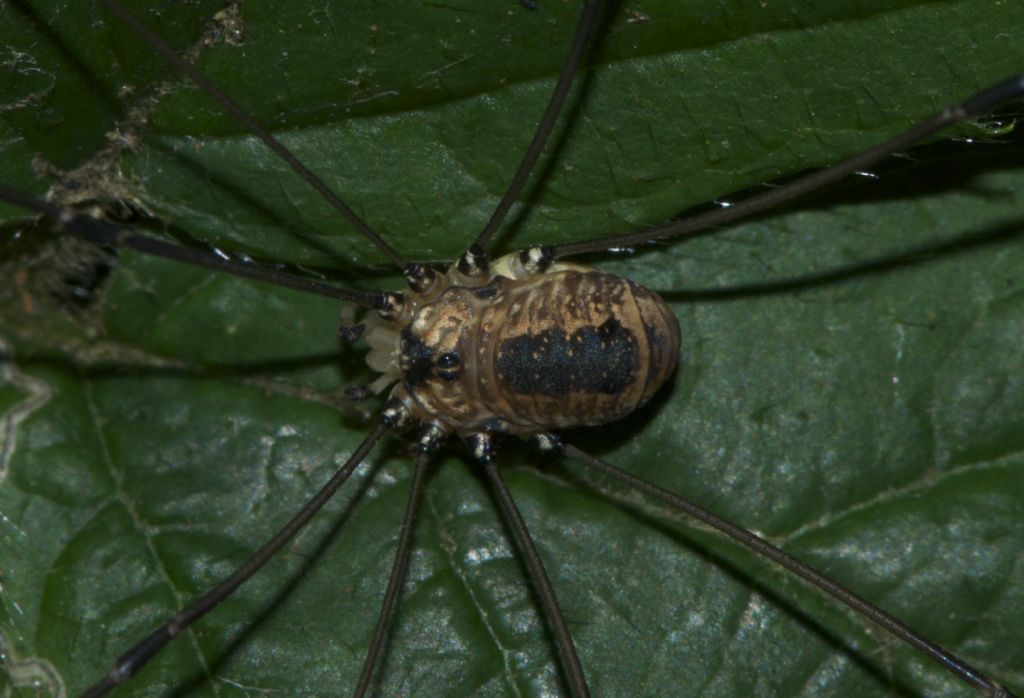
[436, 352, 461, 381]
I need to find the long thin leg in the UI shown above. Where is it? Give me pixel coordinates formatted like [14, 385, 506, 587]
[551, 75, 1024, 258]
[353, 450, 432, 698]
[80, 419, 392, 698]
[553, 436, 1017, 698]
[466, 0, 604, 256]
[99, 0, 407, 270]
[0, 184, 384, 308]
[482, 455, 590, 698]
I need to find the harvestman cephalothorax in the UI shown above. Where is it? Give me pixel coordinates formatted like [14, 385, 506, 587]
[0, 0, 1022, 696]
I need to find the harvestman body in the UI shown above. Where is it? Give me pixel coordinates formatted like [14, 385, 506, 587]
[361, 251, 679, 440]
[0, 0, 1022, 696]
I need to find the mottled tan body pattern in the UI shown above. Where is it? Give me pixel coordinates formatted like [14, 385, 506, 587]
[362, 251, 680, 437]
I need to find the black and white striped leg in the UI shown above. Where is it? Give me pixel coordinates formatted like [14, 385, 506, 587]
[519, 245, 554, 275]
[456, 244, 490, 279]
[464, 431, 496, 462]
[374, 291, 407, 322]
[417, 421, 447, 454]
[403, 262, 439, 294]
[474, 432, 591, 698]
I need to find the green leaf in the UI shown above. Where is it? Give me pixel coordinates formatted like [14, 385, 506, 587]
[1, 1, 1022, 697]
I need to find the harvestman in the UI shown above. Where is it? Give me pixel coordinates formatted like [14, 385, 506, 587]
[0, 0, 1022, 696]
